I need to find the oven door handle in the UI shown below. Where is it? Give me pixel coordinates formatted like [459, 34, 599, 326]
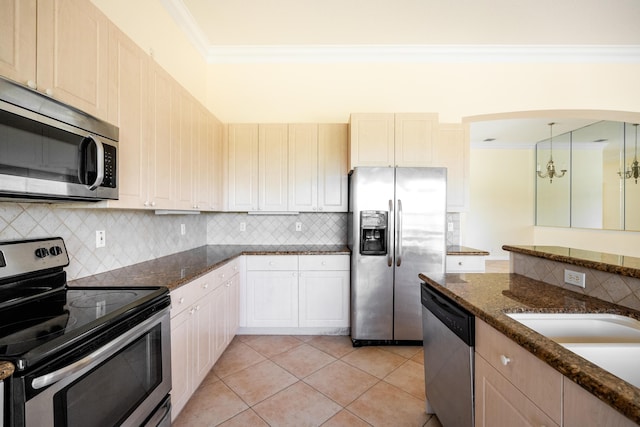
[31, 309, 168, 390]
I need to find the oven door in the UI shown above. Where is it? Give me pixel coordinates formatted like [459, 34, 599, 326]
[23, 308, 171, 427]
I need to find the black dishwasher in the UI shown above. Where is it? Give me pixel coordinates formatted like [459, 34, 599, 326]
[421, 282, 475, 427]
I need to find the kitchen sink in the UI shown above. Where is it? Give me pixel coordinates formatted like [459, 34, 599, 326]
[507, 313, 640, 387]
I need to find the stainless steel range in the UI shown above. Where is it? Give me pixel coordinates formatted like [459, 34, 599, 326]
[0, 237, 172, 427]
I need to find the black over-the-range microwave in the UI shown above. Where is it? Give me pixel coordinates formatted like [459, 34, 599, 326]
[0, 76, 119, 202]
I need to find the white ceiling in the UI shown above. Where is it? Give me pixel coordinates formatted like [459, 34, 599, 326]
[158, 0, 639, 146]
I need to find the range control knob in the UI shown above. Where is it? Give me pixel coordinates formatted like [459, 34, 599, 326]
[35, 247, 50, 258]
[49, 246, 63, 256]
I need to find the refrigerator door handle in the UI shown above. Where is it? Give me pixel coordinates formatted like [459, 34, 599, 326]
[388, 199, 393, 267]
[396, 199, 403, 267]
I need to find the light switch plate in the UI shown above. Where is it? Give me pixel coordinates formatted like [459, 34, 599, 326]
[96, 230, 106, 248]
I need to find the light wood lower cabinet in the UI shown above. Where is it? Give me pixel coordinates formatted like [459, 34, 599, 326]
[475, 319, 562, 427]
[563, 377, 637, 427]
[170, 259, 240, 421]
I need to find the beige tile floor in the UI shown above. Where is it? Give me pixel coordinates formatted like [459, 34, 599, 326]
[173, 335, 443, 427]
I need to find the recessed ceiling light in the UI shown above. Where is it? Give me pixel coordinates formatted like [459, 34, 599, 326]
[594, 138, 608, 142]
[483, 138, 496, 142]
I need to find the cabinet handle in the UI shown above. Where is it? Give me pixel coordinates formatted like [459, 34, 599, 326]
[27, 80, 37, 89]
[195, 305, 200, 311]
[321, 261, 326, 266]
[189, 307, 195, 315]
[144, 201, 150, 207]
[179, 297, 185, 304]
[45, 88, 54, 96]
[500, 355, 511, 366]
[221, 273, 226, 279]
[458, 261, 463, 266]
[226, 281, 230, 287]
[202, 283, 209, 289]
[151, 201, 156, 207]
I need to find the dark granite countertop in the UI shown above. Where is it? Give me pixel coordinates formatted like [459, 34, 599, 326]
[504, 245, 640, 280]
[0, 361, 14, 381]
[447, 245, 490, 256]
[69, 244, 350, 291]
[419, 272, 640, 424]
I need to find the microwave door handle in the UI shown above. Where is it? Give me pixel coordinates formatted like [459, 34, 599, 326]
[387, 199, 393, 267]
[78, 135, 105, 191]
[396, 199, 403, 267]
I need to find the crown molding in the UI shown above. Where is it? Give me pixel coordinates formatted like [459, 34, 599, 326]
[204, 44, 640, 64]
[161, 0, 640, 64]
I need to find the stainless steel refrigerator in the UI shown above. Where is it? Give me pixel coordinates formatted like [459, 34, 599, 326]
[348, 167, 446, 345]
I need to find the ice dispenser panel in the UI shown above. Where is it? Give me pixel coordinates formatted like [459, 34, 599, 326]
[360, 211, 388, 255]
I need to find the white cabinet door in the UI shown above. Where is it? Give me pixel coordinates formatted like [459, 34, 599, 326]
[192, 290, 214, 386]
[299, 270, 350, 327]
[394, 113, 438, 167]
[226, 273, 240, 341]
[228, 124, 259, 211]
[318, 124, 348, 212]
[259, 124, 289, 211]
[170, 305, 192, 421]
[246, 270, 299, 327]
[435, 123, 469, 211]
[210, 283, 227, 362]
[349, 113, 395, 169]
[288, 123, 319, 211]
[0, 0, 36, 86]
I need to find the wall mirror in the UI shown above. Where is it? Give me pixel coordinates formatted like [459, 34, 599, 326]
[535, 120, 640, 231]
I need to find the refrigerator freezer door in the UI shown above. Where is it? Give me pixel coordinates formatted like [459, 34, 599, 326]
[350, 167, 395, 341]
[394, 167, 447, 341]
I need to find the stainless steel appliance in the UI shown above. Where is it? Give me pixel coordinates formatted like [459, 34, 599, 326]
[421, 282, 475, 427]
[0, 77, 118, 202]
[348, 167, 446, 345]
[0, 237, 171, 427]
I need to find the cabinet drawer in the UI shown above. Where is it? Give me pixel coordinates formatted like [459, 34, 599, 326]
[246, 255, 298, 271]
[299, 255, 349, 271]
[475, 319, 562, 424]
[446, 255, 485, 272]
[215, 258, 241, 283]
[170, 274, 214, 317]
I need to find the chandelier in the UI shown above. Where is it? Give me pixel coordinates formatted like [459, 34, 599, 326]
[537, 122, 567, 183]
[619, 123, 639, 184]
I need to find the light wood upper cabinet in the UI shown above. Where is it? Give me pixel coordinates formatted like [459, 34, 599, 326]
[37, 0, 110, 119]
[394, 113, 438, 166]
[259, 124, 289, 211]
[318, 124, 348, 212]
[1, 0, 110, 119]
[228, 124, 260, 211]
[106, 26, 148, 209]
[435, 123, 469, 211]
[0, 0, 36, 85]
[288, 124, 319, 212]
[146, 62, 174, 209]
[349, 113, 395, 168]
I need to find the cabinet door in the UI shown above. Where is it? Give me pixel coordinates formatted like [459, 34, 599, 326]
[259, 124, 288, 211]
[170, 307, 193, 421]
[36, 0, 109, 119]
[435, 123, 469, 211]
[192, 291, 214, 386]
[228, 124, 259, 211]
[349, 113, 395, 169]
[563, 377, 637, 427]
[298, 270, 350, 328]
[172, 90, 194, 210]
[318, 124, 348, 212]
[106, 27, 148, 209]
[226, 274, 240, 342]
[246, 270, 298, 327]
[193, 105, 212, 211]
[475, 355, 559, 427]
[147, 62, 174, 209]
[210, 118, 224, 211]
[394, 113, 437, 167]
[0, 0, 36, 85]
[210, 284, 227, 363]
[288, 124, 318, 212]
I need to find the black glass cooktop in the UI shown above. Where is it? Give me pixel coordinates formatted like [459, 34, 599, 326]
[0, 285, 169, 370]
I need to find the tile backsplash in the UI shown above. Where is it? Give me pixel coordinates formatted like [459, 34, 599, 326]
[1, 202, 457, 281]
[512, 252, 640, 311]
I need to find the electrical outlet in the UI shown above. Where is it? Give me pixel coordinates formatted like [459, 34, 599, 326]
[564, 269, 586, 288]
[95, 230, 106, 248]
[180, 224, 186, 235]
[447, 222, 454, 232]
[239, 222, 246, 232]
[295, 222, 302, 232]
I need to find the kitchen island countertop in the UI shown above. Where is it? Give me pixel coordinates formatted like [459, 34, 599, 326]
[419, 271, 640, 424]
[0, 361, 14, 381]
[69, 244, 350, 291]
[446, 245, 489, 256]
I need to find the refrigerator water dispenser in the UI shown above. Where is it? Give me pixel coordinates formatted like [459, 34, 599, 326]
[360, 211, 388, 255]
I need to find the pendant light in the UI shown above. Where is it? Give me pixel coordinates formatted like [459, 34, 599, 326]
[619, 123, 639, 184]
[537, 122, 567, 183]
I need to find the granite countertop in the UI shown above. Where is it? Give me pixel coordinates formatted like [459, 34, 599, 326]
[69, 244, 350, 291]
[0, 361, 15, 381]
[419, 271, 640, 424]
[447, 245, 490, 256]
[504, 245, 640, 280]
